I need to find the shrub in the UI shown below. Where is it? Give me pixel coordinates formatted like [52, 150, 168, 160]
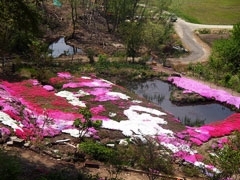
[209, 131, 240, 180]
[78, 140, 116, 162]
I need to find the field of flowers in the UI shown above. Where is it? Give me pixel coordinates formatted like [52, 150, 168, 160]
[1, 72, 240, 174]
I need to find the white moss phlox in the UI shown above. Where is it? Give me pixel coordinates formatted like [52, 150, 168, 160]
[55, 90, 86, 107]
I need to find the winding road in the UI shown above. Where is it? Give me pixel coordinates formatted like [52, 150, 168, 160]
[168, 18, 233, 64]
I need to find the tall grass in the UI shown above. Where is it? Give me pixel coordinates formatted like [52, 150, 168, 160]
[170, 0, 240, 25]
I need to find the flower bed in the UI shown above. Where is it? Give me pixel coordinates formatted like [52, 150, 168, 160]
[1, 73, 238, 174]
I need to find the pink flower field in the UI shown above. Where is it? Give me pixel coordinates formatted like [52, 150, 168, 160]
[0, 72, 239, 174]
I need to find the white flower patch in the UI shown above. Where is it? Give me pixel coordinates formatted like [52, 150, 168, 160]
[62, 128, 80, 138]
[75, 90, 90, 97]
[55, 90, 86, 107]
[102, 105, 171, 137]
[0, 111, 23, 131]
[100, 78, 114, 85]
[124, 105, 167, 119]
[62, 128, 91, 138]
[81, 76, 91, 79]
[132, 100, 142, 103]
[107, 92, 130, 100]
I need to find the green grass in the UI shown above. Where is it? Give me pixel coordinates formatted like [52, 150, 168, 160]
[170, 0, 240, 25]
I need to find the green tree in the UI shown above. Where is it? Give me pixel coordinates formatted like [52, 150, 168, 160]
[103, 0, 146, 33]
[0, 0, 40, 54]
[120, 21, 144, 62]
[210, 23, 240, 74]
[69, 0, 80, 38]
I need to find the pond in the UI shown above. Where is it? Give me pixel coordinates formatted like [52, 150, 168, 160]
[49, 37, 82, 58]
[125, 79, 234, 125]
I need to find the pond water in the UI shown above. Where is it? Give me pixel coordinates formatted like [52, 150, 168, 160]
[125, 79, 234, 125]
[49, 37, 82, 58]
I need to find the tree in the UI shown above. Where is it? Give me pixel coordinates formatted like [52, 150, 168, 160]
[69, 0, 80, 38]
[103, 0, 146, 33]
[0, 0, 40, 53]
[119, 21, 144, 62]
[210, 23, 240, 74]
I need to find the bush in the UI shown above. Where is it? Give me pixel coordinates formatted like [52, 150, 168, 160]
[78, 140, 116, 162]
[209, 131, 240, 180]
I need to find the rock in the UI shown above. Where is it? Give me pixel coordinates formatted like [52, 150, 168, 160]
[7, 136, 25, 146]
[12, 137, 25, 146]
[24, 141, 31, 147]
[119, 139, 128, 146]
[6, 141, 14, 146]
[106, 143, 115, 148]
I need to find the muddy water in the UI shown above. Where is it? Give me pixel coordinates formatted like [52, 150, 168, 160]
[125, 79, 234, 125]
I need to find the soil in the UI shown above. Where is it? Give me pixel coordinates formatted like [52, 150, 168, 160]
[0, 1, 234, 180]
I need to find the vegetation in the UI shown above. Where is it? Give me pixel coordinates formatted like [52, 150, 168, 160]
[0, 0, 41, 54]
[78, 135, 174, 180]
[189, 23, 240, 93]
[208, 131, 240, 180]
[73, 107, 102, 141]
[1, 0, 240, 180]
[170, 0, 240, 24]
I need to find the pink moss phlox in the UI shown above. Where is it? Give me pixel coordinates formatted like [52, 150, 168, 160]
[168, 76, 240, 109]
[49, 77, 68, 87]
[43, 85, 54, 91]
[183, 90, 193, 94]
[46, 109, 83, 121]
[31, 79, 40, 86]
[206, 113, 240, 137]
[57, 72, 72, 79]
[63, 77, 112, 89]
[2, 80, 77, 115]
[0, 126, 11, 135]
[88, 127, 97, 134]
[87, 88, 122, 101]
[91, 115, 109, 121]
[174, 151, 200, 164]
[177, 114, 240, 146]
[90, 105, 106, 115]
[189, 137, 203, 145]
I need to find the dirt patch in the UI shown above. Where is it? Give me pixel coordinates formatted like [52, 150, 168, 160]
[198, 33, 229, 47]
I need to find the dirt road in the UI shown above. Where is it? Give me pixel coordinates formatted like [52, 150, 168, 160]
[168, 18, 233, 64]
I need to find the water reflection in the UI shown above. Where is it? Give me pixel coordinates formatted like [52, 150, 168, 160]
[125, 79, 234, 124]
[49, 37, 82, 58]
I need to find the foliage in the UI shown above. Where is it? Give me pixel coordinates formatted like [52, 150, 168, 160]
[181, 164, 202, 177]
[86, 48, 95, 64]
[170, 0, 240, 24]
[209, 131, 240, 180]
[0, 149, 22, 180]
[119, 21, 144, 61]
[73, 107, 102, 140]
[78, 140, 116, 162]
[133, 136, 174, 180]
[0, 0, 41, 53]
[102, 0, 145, 33]
[188, 23, 240, 93]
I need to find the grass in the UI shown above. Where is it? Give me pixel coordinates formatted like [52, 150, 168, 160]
[170, 0, 240, 25]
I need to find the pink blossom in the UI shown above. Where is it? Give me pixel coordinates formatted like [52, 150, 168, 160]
[168, 76, 240, 108]
[57, 72, 72, 79]
[43, 85, 54, 91]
